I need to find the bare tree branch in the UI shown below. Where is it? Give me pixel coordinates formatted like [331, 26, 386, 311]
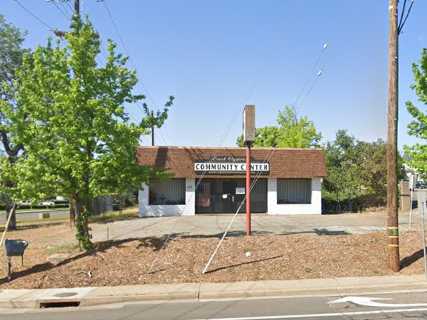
[0, 130, 23, 158]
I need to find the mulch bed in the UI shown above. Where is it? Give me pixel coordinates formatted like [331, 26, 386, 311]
[0, 223, 425, 289]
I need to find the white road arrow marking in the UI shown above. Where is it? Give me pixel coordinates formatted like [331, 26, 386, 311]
[191, 308, 427, 320]
[329, 296, 427, 308]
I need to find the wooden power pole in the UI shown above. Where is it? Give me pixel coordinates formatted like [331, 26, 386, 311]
[74, 0, 80, 16]
[151, 111, 155, 146]
[387, 0, 400, 272]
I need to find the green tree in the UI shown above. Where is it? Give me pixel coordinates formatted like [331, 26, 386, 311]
[141, 97, 174, 146]
[355, 140, 387, 198]
[404, 49, 427, 178]
[236, 106, 321, 148]
[323, 130, 404, 212]
[5, 18, 167, 250]
[0, 15, 28, 230]
[322, 130, 364, 211]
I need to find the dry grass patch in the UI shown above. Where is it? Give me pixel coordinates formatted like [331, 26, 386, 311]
[88, 207, 139, 224]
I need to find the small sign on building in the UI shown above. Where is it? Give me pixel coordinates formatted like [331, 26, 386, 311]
[236, 187, 245, 195]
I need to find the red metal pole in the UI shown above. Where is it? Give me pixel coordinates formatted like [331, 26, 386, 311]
[246, 144, 251, 236]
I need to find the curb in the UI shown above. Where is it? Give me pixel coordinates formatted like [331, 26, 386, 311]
[1, 275, 426, 309]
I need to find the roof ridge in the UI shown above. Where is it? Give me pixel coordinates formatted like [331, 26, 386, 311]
[137, 146, 324, 151]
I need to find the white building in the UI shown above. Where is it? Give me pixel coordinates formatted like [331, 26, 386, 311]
[137, 146, 326, 216]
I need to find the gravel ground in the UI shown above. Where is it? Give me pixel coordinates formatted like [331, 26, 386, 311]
[0, 222, 425, 289]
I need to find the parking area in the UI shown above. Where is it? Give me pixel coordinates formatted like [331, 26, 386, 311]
[90, 210, 414, 242]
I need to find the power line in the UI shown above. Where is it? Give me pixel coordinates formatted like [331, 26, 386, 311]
[50, 1, 70, 20]
[298, 68, 323, 107]
[202, 148, 276, 274]
[293, 43, 328, 108]
[59, 2, 73, 15]
[100, 0, 171, 151]
[100, 0, 160, 113]
[398, 0, 415, 34]
[13, 0, 55, 31]
[99, 0, 232, 152]
[64, 0, 74, 14]
[100, 0, 129, 56]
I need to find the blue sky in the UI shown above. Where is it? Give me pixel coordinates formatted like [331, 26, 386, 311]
[2, 0, 426, 148]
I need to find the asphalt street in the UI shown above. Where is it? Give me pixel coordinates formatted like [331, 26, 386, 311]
[2, 289, 427, 320]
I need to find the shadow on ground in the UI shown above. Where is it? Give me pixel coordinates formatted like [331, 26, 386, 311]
[205, 255, 283, 274]
[2, 231, 421, 284]
[0, 237, 142, 285]
[89, 214, 140, 224]
[401, 247, 427, 270]
[0, 222, 66, 233]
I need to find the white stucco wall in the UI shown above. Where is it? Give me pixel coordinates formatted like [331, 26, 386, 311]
[139, 177, 322, 216]
[267, 178, 322, 215]
[138, 178, 195, 217]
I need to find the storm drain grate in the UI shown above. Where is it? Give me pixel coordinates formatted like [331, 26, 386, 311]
[40, 301, 80, 308]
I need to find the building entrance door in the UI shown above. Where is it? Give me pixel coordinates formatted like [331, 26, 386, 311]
[221, 180, 246, 213]
[195, 178, 267, 214]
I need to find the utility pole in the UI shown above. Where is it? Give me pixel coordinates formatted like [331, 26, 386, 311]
[74, 0, 80, 16]
[151, 111, 155, 146]
[387, 0, 400, 272]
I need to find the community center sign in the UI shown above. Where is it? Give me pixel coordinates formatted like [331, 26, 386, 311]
[194, 159, 270, 174]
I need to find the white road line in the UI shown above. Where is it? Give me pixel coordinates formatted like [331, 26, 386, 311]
[198, 287, 427, 302]
[329, 296, 427, 308]
[191, 307, 427, 320]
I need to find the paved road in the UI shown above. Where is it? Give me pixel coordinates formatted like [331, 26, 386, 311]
[0, 209, 68, 224]
[2, 289, 427, 319]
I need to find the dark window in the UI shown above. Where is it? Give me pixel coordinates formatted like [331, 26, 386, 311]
[195, 179, 267, 213]
[277, 179, 311, 204]
[149, 179, 185, 205]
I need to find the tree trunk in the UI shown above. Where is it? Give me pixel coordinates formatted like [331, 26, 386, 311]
[336, 192, 341, 213]
[74, 195, 83, 250]
[5, 202, 16, 231]
[73, 194, 92, 250]
[69, 197, 75, 227]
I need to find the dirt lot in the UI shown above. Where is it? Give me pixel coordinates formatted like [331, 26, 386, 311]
[0, 221, 425, 289]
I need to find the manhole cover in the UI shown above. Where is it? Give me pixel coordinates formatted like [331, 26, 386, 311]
[53, 292, 78, 298]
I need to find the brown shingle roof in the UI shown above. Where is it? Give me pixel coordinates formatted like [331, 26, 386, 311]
[137, 146, 326, 179]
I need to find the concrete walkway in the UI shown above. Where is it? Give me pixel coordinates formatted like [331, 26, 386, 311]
[90, 211, 413, 242]
[0, 274, 425, 309]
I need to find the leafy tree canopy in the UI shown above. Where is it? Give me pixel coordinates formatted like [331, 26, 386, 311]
[0, 14, 27, 103]
[404, 49, 427, 178]
[237, 106, 321, 148]
[2, 17, 168, 248]
[0, 14, 27, 161]
[0, 15, 28, 229]
[323, 130, 405, 212]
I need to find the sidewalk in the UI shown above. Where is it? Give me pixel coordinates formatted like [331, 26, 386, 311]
[90, 211, 409, 242]
[0, 274, 426, 309]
